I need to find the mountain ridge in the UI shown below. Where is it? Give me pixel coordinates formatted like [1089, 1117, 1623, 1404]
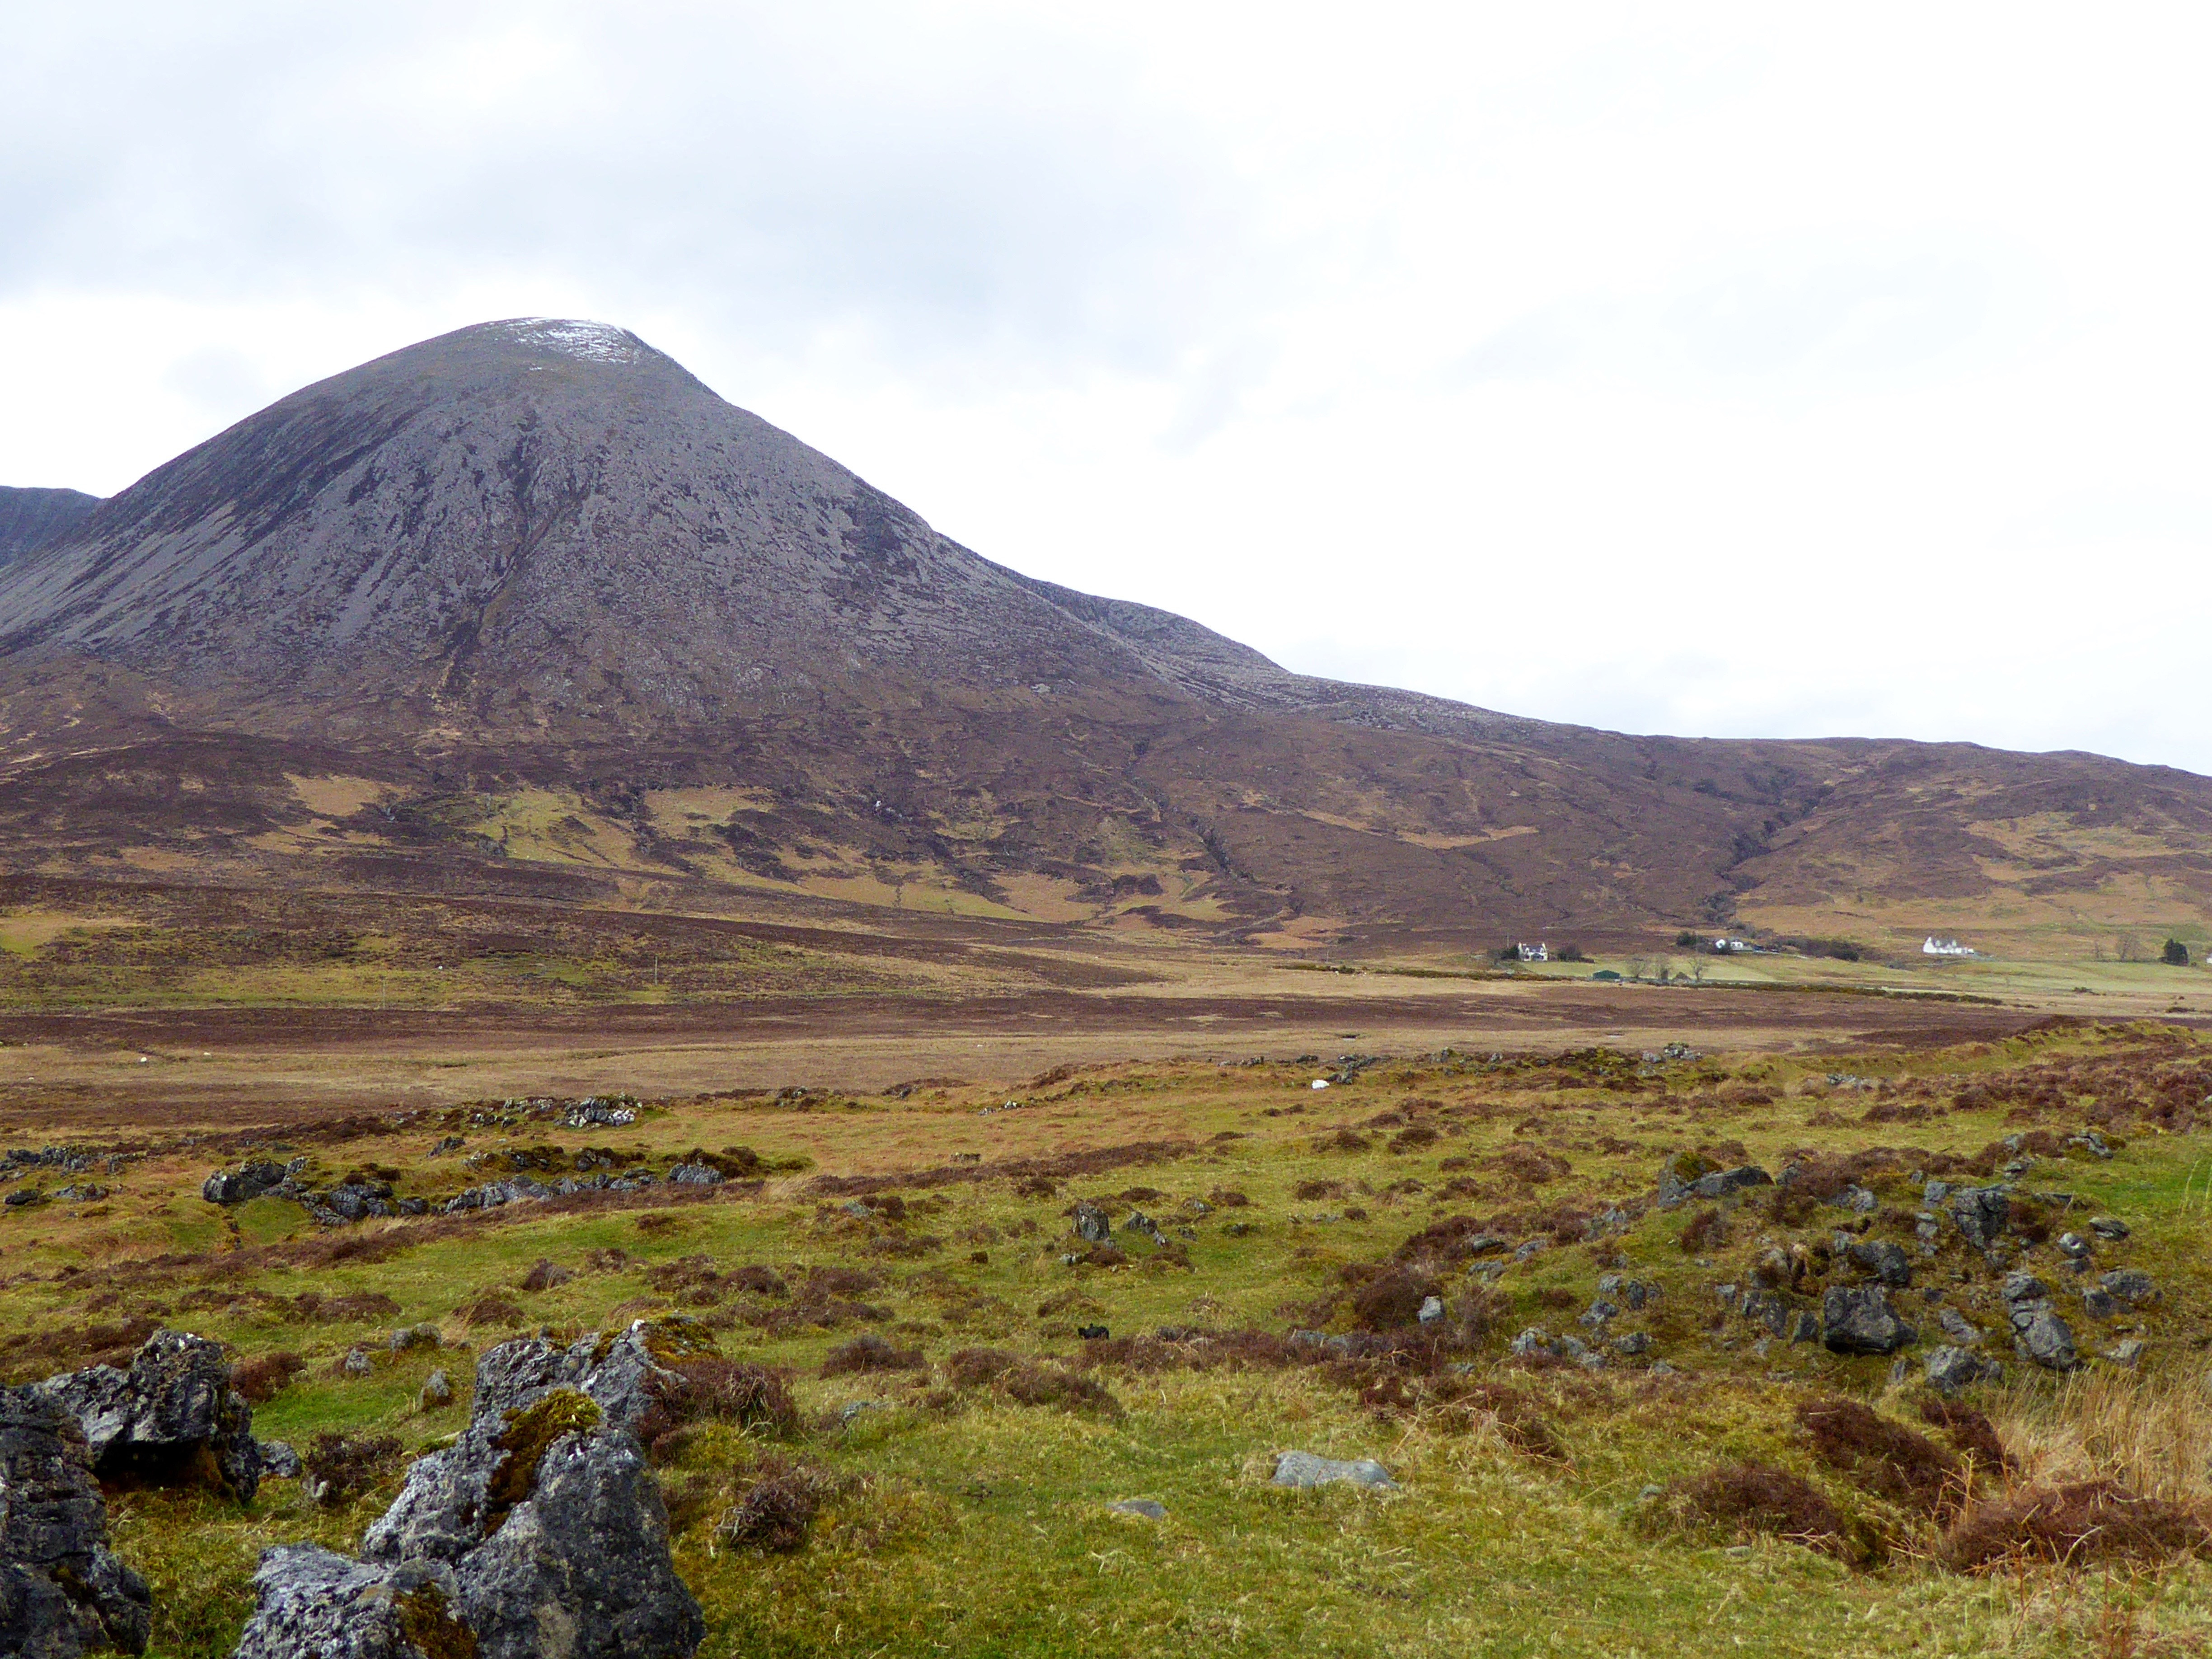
[0, 318, 2205, 956]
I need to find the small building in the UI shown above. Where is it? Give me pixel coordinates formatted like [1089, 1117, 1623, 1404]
[1515, 942, 1548, 963]
[1922, 936, 1978, 957]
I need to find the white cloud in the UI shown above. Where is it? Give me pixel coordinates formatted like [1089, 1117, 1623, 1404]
[2, 1, 2208, 771]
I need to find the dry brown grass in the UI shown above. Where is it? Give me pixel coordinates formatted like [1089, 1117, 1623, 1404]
[1991, 1366, 2212, 1511]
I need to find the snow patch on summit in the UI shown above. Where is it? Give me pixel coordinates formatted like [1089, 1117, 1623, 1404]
[500, 318, 644, 365]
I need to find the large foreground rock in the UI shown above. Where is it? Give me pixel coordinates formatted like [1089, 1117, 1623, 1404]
[232, 1321, 708, 1659]
[232, 1547, 467, 1659]
[34, 1329, 260, 1500]
[0, 1385, 152, 1656]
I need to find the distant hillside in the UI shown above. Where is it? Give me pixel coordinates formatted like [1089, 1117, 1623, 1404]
[0, 486, 100, 571]
[0, 319, 2203, 957]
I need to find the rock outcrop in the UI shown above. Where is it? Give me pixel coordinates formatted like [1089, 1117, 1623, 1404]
[0, 1384, 152, 1657]
[231, 1321, 708, 1659]
[34, 1329, 261, 1500]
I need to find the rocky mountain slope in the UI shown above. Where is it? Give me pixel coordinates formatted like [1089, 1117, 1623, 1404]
[0, 319, 2205, 953]
[0, 486, 101, 571]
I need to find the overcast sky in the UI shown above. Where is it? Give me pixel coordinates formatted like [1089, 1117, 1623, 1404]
[5, 3, 2209, 772]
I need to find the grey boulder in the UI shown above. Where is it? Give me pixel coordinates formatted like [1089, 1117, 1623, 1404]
[33, 1329, 260, 1500]
[1846, 1240, 1913, 1288]
[1922, 1346, 1993, 1395]
[1689, 1165, 1772, 1200]
[1821, 1286, 1917, 1355]
[200, 1160, 298, 1207]
[0, 1385, 152, 1657]
[1271, 1451, 1397, 1490]
[2099, 1269, 2159, 1307]
[235, 1322, 708, 1659]
[233, 1546, 468, 1659]
[1947, 1186, 2012, 1249]
[1072, 1202, 1112, 1244]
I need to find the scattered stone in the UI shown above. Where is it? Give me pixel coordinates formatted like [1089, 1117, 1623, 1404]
[1821, 1286, 1916, 1356]
[1938, 1308, 1985, 1347]
[1947, 1186, 2011, 1250]
[1612, 1331, 1651, 1356]
[342, 1348, 374, 1378]
[2081, 1287, 2120, 1319]
[1120, 1210, 1167, 1248]
[1417, 1296, 1445, 1326]
[1598, 1275, 1654, 1310]
[2057, 1233, 2094, 1267]
[1072, 1203, 1112, 1244]
[832, 1400, 888, 1430]
[1846, 1240, 1913, 1288]
[2106, 1338, 2147, 1367]
[666, 1162, 724, 1186]
[2098, 1269, 2159, 1307]
[564, 1098, 637, 1129]
[1509, 1328, 1589, 1363]
[200, 1159, 302, 1207]
[419, 1371, 455, 1412]
[1512, 1238, 1548, 1264]
[1923, 1179, 1952, 1207]
[1923, 1346, 1992, 1395]
[2067, 1131, 2114, 1159]
[1832, 1184, 1878, 1213]
[1107, 1499, 1167, 1519]
[1689, 1165, 1772, 1200]
[1739, 1288, 1795, 1339]
[1999, 1284, 2079, 1372]
[2089, 1216, 2130, 1241]
[0, 1384, 153, 1657]
[1271, 1451, 1397, 1490]
[1076, 1324, 1109, 1341]
[389, 1324, 442, 1353]
[261, 1439, 303, 1479]
[33, 1328, 262, 1500]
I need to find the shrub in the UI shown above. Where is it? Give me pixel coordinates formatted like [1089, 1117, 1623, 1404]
[1657, 1461, 1857, 1560]
[2162, 938, 2192, 966]
[459, 1295, 524, 1329]
[231, 1351, 305, 1404]
[1917, 1398, 2010, 1473]
[520, 1257, 571, 1292]
[720, 1468, 819, 1552]
[820, 1334, 924, 1376]
[302, 1431, 404, 1508]
[1942, 1481, 2212, 1570]
[1797, 1398, 1964, 1516]
[673, 1359, 801, 1434]
[726, 1264, 787, 1297]
[1678, 1208, 1726, 1255]
[1350, 1269, 1434, 1331]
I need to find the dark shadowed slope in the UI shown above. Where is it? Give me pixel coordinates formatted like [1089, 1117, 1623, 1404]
[0, 319, 2205, 952]
[0, 487, 101, 571]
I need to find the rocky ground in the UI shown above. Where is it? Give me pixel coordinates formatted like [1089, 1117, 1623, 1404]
[0, 1019, 2208, 1655]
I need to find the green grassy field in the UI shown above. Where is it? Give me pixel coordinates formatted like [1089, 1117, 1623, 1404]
[5, 1023, 2211, 1656]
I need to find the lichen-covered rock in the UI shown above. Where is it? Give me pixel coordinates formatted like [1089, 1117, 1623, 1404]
[1923, 1345, 1992, 1395]
[1821, 1285, 1916, 1355]
[1845, 1239, 1913, 1288]
[235, 1326, 706, 1659]
[1689, 1165, 1771, 1200]
[0, 1384, 152, 1657]
[1071, 1203, 1112, 1243]
[1271, 1451, 1397, 1490]
[2098, 1268, 2159, 1307]
[200, 1160, 298, 1207]
[232, 1545, 468, 1659]
[33, 1329, 260, 1500]
[1947, 1186, 2011, 1249]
